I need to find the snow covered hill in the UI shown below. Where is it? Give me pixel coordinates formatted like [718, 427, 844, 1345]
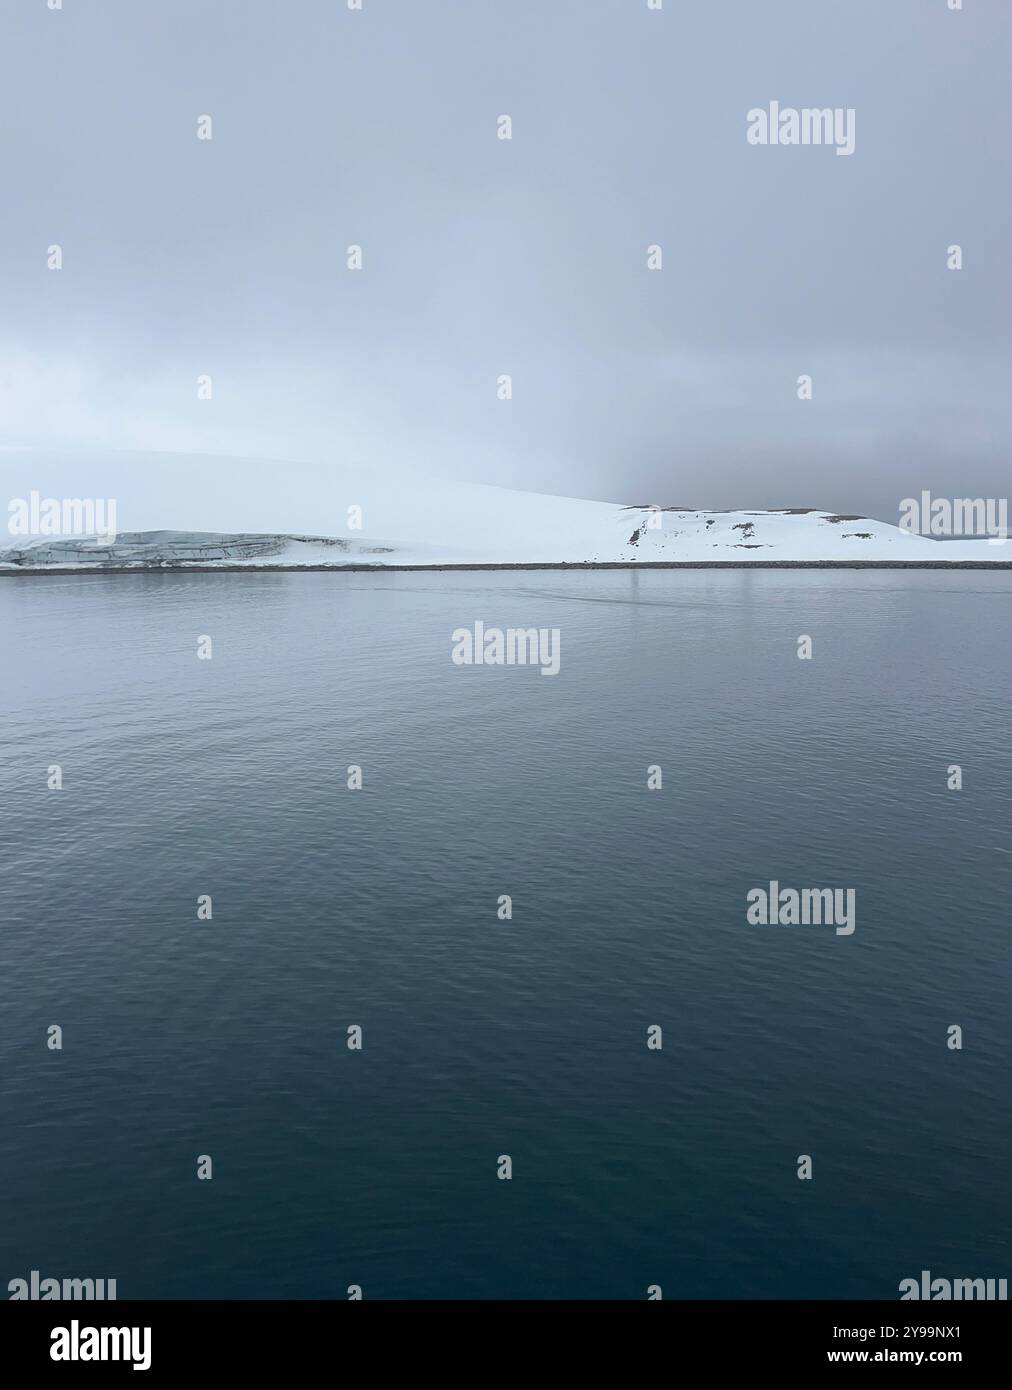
[1, 506, 1005, 569]
[0, 451, 1005, 568]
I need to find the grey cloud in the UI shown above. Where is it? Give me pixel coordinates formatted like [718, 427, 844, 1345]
[1, 0, 1009, 523]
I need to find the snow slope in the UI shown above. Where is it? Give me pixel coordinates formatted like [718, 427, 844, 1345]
[1, 507, 1004, 568]
[0, 450, 1005, 567]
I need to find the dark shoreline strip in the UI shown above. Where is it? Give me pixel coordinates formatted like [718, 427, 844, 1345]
[2, 560, 1012, 576]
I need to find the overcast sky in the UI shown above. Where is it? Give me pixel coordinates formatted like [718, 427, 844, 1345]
[1, 0, 1009, 521]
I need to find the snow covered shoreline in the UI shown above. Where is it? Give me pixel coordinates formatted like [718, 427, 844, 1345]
[5, 562, 1011, 575]
[0, 459, 1007, 571]
[1, 514, 1008, 573]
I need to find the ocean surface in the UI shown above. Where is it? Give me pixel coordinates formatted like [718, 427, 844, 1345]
[1, 568, 1009, 1300]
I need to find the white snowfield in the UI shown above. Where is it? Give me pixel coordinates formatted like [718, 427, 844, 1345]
[0, 451, 1006, 568]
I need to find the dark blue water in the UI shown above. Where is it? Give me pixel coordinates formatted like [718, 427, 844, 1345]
[1, 569, 1009, 1299]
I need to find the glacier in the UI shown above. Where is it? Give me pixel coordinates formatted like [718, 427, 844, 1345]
[0, 507, 1006, 570]
[0, 450, 1006, 570]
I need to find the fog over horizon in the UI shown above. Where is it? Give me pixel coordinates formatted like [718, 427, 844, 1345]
[2, 0, 1010, 527]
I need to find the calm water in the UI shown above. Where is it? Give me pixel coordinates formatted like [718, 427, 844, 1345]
[1, 569, 1009, 1300]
